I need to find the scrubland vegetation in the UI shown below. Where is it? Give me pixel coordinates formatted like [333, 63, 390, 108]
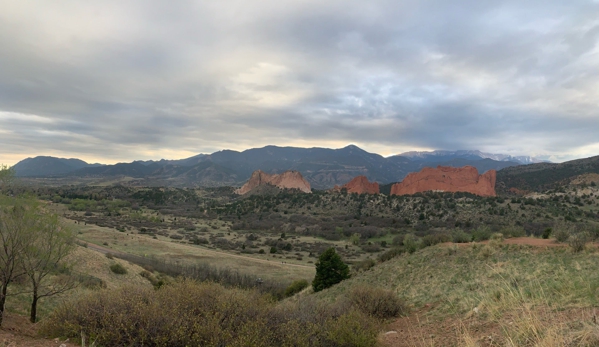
[3, 165, 599, 346]
[40, 280, 385, 347]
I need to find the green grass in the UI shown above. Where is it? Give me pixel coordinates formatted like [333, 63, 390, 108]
[319, 242, 599, 318]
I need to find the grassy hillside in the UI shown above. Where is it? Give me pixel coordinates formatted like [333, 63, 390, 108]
[497, 155, 599, 192]
[317, 242, 599, 346]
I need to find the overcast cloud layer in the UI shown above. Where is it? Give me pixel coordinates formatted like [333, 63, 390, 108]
[1, 0, 598, 165]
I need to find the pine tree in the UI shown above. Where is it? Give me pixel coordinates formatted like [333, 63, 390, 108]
[312, 248, 350, 292]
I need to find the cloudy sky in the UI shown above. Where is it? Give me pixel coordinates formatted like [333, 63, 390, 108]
[1, 1, 598, 165]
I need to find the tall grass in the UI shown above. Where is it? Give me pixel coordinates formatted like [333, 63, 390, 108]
[114, 253, 288, 299]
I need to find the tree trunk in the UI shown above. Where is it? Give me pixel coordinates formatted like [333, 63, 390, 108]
[30, 297, 38, 323]
[30, 287, 38, 323]
[0, 284, 8, 327]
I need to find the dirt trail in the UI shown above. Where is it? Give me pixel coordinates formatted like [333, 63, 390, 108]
[0, 313, 77, 347]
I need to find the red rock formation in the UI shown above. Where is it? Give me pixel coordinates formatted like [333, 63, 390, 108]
[332, 176, 379, 194]
[235, 170, 311, 195]
[390, 166, 496, 197]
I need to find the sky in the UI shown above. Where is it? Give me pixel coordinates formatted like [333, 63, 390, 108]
[1, 1, 598, 165]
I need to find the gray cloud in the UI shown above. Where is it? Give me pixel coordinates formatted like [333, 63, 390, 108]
[1, 0, 598, 165]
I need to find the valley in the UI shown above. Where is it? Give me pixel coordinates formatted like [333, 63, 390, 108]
[2, 154, 599, 346]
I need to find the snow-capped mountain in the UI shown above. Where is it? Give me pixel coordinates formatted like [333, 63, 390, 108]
[397, 150, 547, 165]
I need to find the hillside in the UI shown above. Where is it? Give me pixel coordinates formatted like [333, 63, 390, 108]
[12, 156, 102, 176]
[497, 155, 599, 192]
[318, 243, 599, 346]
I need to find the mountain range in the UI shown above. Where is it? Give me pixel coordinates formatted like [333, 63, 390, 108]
[12, 145, 537, 189]
[398, 150, 546, 164]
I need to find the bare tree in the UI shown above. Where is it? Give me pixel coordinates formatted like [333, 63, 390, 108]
[21, 212, 76, 322]
[0, 201, 35, 325]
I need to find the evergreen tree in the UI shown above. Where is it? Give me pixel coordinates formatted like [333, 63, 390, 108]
[312, 248, 350, 292]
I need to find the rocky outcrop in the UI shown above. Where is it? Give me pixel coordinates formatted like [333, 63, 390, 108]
[332, 176, 380, 194]
[235, 170, 311, 195]
[390, 166, 496, 197]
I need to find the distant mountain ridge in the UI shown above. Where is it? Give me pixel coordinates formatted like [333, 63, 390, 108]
[496, 155, 599, 192]
[13, 145, 524, 188]
[12, 156, 103, 177]
[398, 150, 547, 165]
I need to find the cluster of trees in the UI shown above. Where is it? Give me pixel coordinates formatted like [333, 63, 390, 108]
[0, 166, 76, 324]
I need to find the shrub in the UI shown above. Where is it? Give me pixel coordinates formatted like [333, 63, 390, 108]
[489, 233, 504, 248]
[349, 286, 408, 319]
[501, 225, 526, 238]
[377, 248, 404, 262]
[446, 244, 458, 255]
[360, 243, 381, 253]
[192, 237, 209, 245]
[569, 233, 589, 253]
[479, 244, 495, 259]
[542, 228, 552, 239]
[452, 228, 471, 243]
[353, 258, 376, 272]
[285, 279, 309, 297]
[312, 248, 350, 292]
[39, 281, 379, 347]
[553, 224, 572, 243]
[109, 263, 127, 275]
[588, 228, 599, 241]
[421, 233, 451, 247]
[402, 234, 419, 254]
[391, 235, 404, 246]
[490, 232, 504, 241]
[76, 274, 106, 289]
[472, 225, 492, 242]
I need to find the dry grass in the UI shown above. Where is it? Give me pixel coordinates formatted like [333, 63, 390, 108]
[317, 241, 599, 346]
[74, 223, 315, 282]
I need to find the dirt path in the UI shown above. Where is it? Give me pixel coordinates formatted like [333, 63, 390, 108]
[0, 313, 77, 347]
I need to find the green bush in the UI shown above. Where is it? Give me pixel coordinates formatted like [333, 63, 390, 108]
[109, 263, 127, 275]
[285, 279, 309, 297]
[39, 281, 379, 347]
[542, 228, 552, 239]
[349, 286, 408, 319]
[501, 226, 526, 238]
[377, 248, 404, 262]
[451, 228, 471, 243]
[312, 248, 350, 292]
[421, 233, 451, 247]
[472, 225, 492, 242]
[402, 234, 419, 253]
